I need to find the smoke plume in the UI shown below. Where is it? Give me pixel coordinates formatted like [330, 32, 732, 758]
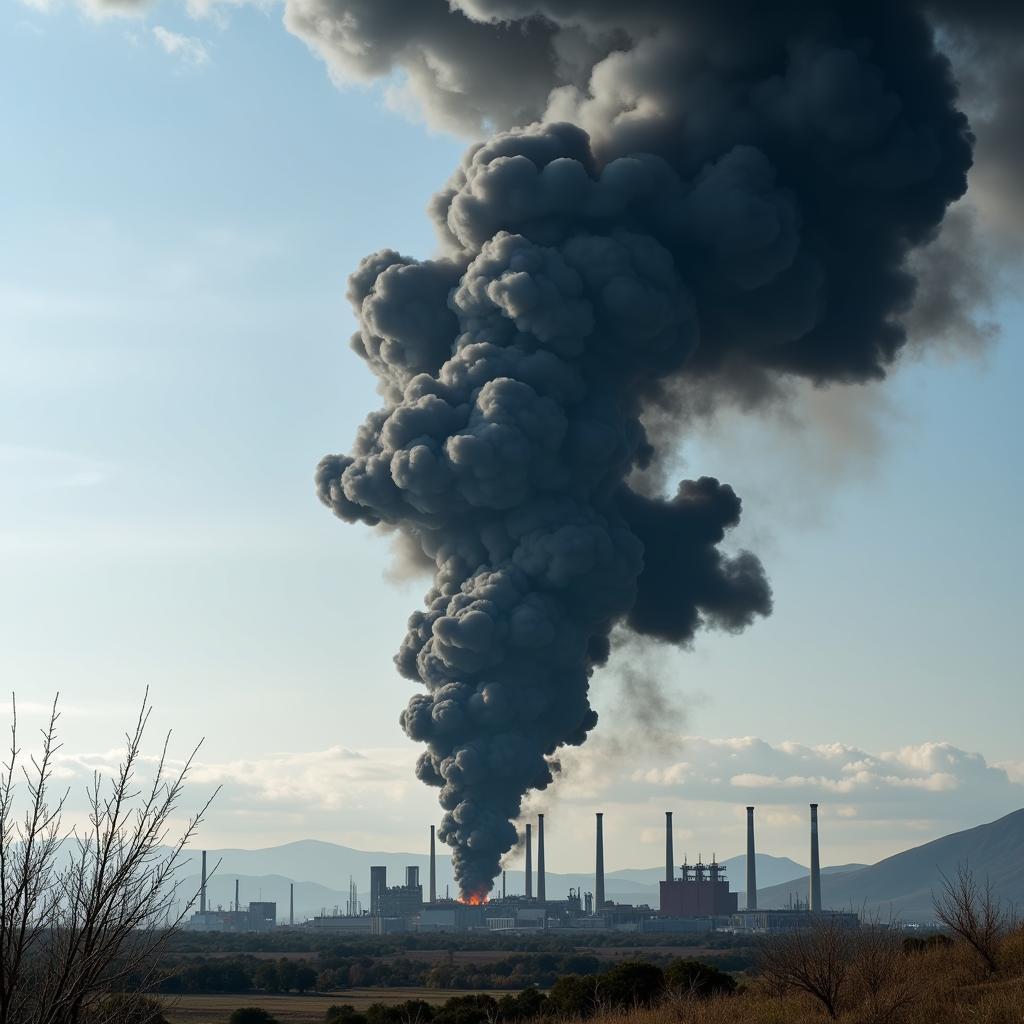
[315, 1, 1004, 897]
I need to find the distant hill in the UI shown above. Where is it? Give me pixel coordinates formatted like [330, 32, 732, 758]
[757, 809, 1024, 922]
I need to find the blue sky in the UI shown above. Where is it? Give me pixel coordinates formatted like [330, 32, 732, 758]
[3, 1, 1022, 872]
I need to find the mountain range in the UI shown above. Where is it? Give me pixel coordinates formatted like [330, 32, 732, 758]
[182, 809, 1024, 924]
[757, 809, 1024, 922]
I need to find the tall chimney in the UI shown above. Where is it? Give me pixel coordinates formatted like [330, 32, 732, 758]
[525, 823, 533, 898]
[809, 803, 822, 913]
[595, 812, 605, 910]
[200, 850, 207, 914]
[289, 882, 294, 925]
[665, 811, 674, 883]
[370, 865, 386, 915]
[429, 825, 437, 904]
[537, 814, 546, 902]
[746, 807, 757, 911]
[234, 878, 240, 913]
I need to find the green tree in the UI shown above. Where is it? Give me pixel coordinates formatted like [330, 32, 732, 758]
[595, 961, 665, 1009]
[546, 976, 596, 1018]
[254, 962, 281, 993]
[293, 965, 318, 993]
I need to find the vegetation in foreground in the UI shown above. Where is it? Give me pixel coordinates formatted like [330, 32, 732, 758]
[304, 904, 1024, 1024]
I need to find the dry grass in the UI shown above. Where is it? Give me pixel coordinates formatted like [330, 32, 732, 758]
[591, 925, 1024, 1024]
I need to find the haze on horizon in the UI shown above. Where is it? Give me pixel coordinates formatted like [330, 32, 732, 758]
[2, 0, 1022, 877]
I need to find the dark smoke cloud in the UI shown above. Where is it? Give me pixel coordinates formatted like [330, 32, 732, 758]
[314, 1, 1009, 896]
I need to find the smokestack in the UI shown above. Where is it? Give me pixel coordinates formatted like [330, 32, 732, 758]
[289, 882, 294, 925]
[595, 812, 605, 910]
[809, 803, 822, 913]
[370, 865, 386, 915]
[429, 825, 437, 904]
[406, 865, 420, 888]
[502, 870, 506, 899]
[665, 811, 674, 884]
[525, 822, 533, 898]
[537, 814, 546, 902]
[746, 807, 757, 911]
[234, 878, 239, 913]
[200, 851, 207, 914]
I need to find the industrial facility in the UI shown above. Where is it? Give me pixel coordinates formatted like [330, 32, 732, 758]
[188, 803, 857, 935]
[185, 851, 278, 932]
[303, 804, 855, 935]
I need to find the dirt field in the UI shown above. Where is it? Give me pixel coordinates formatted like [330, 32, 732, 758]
[162, 988, 527, 1024]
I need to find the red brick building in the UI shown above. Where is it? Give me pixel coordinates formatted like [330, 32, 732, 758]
[659, 858, 738, 918]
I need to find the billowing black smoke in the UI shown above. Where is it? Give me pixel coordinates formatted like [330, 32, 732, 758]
[315, 1, 978, 897]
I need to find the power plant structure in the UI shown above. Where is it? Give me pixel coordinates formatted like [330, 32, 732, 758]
[659, 853, 738, 918]
[189, 802, 856, 935]
[187, 860, 278, 933]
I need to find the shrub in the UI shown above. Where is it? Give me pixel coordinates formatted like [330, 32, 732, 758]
[933, 865, 1010, 975]
[495, 987, 547, 1020]
[325, 1006, 367, 1024]
[664, 958, 737, 999]
[85, 994, 169, 1024]
[366, 1000, 436, 1024]
[229, 1008, 278, 1024]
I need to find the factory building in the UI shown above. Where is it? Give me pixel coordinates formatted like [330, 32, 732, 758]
[186, 855, 278, 932]
[659, 857, 738, 918]
[376, 865, 424, 918]
[187, 900, 277, 932]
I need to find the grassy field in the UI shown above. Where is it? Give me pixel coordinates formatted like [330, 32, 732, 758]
[161, 988, 527, 1024]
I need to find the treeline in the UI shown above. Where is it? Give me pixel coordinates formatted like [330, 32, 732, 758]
[166, 930, 740, 957]
[323, 960, 735, 1024]
[154, 952, 613, 994]
[150, 951, 740, 999]
[221, 961, 736, 1024]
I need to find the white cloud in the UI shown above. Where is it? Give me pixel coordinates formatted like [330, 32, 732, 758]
[17, 0, 153, 19]
[621, 736, 1020, 808]
[152, 25, 210, 65]
[37, 733, 1024, 869]
[81, 0, 151, 18]
[540, 735, 1024, 868]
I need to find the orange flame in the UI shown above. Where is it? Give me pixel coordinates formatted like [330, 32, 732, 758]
[459, 893, 488, 905]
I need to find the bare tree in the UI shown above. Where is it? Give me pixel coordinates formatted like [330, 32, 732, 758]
[933, 864, 1009, 975]
[0, 693, 216, 1024]
[849, 922, 915, 1024]
[759, 917, 854, 1020]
